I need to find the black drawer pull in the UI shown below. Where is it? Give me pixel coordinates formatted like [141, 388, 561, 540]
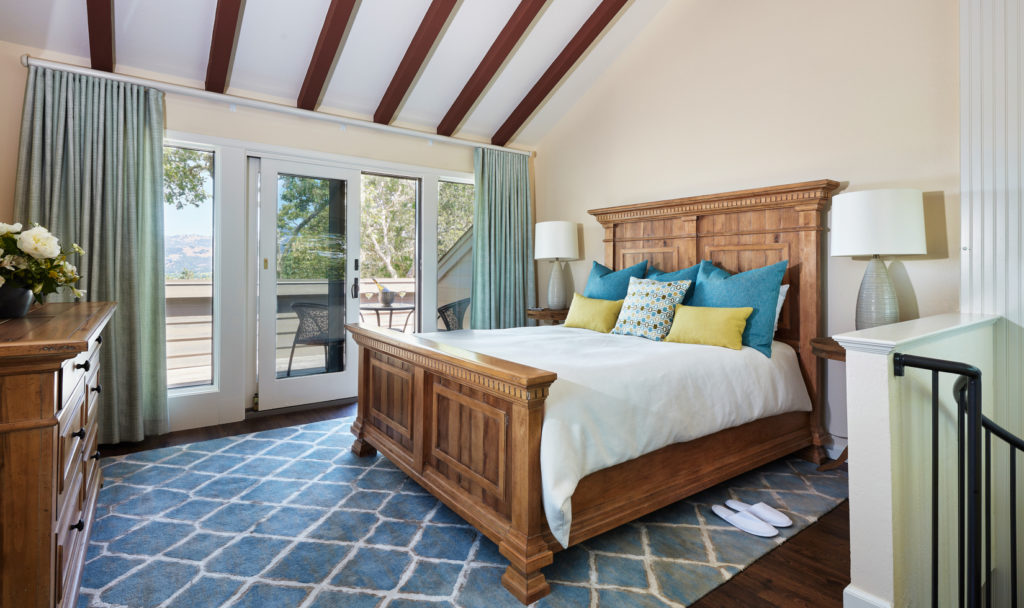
[69, 520, 84, 532]
[71, 428, 86, 440]
[90, 451, 101, 460]
[75, 360, 90, 372]
[96, 335, 102, 345]
[91, 384, 102, 394]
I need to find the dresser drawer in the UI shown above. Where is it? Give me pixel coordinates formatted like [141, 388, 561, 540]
[54, 463, 84, 607]
[85, 366, 101, 432]
[59, 355, 88, 410]
[57, 382, 86, 499]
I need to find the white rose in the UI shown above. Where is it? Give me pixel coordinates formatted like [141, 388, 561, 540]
[0, 276, 5, 288]
[17, 226, 61, 259]
[0, 222, 23, 234]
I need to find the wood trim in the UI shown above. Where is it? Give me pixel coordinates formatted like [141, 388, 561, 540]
[588, 179, 840, 224]
[490, 0, 627, 146]
[205, 0, 246, 93]
[85, 0, 114, 72]
[296, 0, 360, 110]
[373, 0, 459, 125]
[347, 325, 555, 401]
[436, 0, 547, 136]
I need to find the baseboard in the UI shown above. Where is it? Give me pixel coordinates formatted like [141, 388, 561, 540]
[826, 437, 848, 461]
[246, 396, 356, 418]
[844, 585, 891, 608]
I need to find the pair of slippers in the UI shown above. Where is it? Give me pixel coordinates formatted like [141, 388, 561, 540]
[712, 499, 792, 537]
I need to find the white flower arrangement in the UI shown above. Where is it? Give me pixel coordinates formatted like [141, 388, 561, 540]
[0, 223, 84, 301]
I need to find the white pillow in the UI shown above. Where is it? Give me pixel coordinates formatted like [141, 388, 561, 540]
[773, 284, 789, 332]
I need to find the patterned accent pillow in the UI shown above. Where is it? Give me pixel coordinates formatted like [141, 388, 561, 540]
[611, 276, 692, 341]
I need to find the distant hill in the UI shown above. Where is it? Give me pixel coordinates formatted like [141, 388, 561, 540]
[165, 234, 212, 275]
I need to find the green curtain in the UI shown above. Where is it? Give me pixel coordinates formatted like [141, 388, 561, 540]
[14, 66, 168, 443]
[470, 148, 536, 329]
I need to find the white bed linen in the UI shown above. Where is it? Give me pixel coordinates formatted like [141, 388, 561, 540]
[418, 326, 812, 547]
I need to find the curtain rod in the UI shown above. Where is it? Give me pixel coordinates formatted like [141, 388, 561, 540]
[20, 55, 534, 158]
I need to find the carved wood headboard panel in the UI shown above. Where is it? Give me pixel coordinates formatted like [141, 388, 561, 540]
[588, 179, 840, 424]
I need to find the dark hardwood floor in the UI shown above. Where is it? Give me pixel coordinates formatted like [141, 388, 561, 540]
[101, 404, 850, 607]
[98, 401, 357, 457]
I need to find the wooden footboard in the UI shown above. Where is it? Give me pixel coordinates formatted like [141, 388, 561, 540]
[347, 324, 557, 603]
[347, 323, 822, 604]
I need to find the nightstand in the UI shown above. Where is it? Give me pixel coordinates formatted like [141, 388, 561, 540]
[810, 336, 848, 471]
[527, 308, 569, 324]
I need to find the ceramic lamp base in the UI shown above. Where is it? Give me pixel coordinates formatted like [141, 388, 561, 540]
[547, 260, 568, 310]
[855, 255, 899, 330]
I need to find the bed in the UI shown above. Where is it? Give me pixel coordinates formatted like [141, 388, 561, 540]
[345, 179, 840, 604]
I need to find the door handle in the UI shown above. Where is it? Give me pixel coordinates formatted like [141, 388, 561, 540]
[350, 277, 359, 299]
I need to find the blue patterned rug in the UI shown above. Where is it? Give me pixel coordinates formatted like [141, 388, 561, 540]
[80, 416, 847, 608]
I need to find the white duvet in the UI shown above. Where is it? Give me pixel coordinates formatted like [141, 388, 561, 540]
[418, 325, 812, 547]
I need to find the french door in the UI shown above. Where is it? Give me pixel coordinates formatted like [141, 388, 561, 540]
[256, 159, 361, 410]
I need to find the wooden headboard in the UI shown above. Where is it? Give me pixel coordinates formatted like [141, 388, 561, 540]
[588, 179, 840, 437]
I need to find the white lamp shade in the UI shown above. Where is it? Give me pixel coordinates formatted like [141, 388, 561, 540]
[830, 189, 927, 256]
[534, 221, 579, 260]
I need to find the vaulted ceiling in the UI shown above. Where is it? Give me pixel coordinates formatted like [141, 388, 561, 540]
[0, 0, 669, 147]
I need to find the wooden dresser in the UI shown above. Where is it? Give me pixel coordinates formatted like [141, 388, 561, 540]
[0, 302, 116, 608]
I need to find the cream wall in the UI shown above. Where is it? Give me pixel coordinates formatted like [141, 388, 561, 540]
[0, 39, 475, 222]
[532, 0, 960, 452]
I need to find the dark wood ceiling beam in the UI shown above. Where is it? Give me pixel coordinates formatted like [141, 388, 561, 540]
[491, 0, 628, 146]
[85, 0, 114, 72]
[297, 0, 360, 111]
[374, 0, 459, 125]
[205, 0, 246, 93]
[436, 0, 547, 137]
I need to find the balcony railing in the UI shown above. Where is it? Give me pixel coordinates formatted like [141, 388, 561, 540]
[165, 278, 418, 389]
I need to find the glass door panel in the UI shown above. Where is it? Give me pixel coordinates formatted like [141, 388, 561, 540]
[258, 159, 360, 410]
[436, 180, 474, 330]
[358, 174, 419, 333]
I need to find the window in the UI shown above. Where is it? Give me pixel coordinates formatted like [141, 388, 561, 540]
[436, 180, 474, 330]
[163, 146, 214, 389]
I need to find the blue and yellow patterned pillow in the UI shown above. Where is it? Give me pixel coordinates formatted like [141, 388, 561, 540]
[611, 276, 692, 341]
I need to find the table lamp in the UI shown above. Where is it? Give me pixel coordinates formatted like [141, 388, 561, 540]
[534, 221, 579, 309]
[831, 189, 927, 329]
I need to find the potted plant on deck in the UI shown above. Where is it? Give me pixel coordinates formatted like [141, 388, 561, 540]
[0, 222, 84, 318]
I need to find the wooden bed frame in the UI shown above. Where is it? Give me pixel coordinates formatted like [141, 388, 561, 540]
[346, 179, 840, 604]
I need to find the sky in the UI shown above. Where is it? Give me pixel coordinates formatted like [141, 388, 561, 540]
[164, 200, 213, 236]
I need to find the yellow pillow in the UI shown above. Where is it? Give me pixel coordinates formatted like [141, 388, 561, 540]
[665, 304, 753, 350]
[563, 293, 624, 333]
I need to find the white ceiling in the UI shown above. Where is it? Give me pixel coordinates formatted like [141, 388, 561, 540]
[0, 0, 669, 147]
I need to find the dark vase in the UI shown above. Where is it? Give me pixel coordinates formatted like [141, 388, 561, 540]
[0, 285, 34, 318]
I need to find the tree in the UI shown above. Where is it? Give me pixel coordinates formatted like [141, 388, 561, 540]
[438, 181, 474, 258]
[163, 147, 212, 209]
[360, 176, 417, 278]
[276, 176, 344, 281]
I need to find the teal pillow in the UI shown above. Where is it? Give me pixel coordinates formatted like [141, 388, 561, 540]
[646, 263, 700, 303]
[582, 260, 648, 300]
[690, 260, 788, 357]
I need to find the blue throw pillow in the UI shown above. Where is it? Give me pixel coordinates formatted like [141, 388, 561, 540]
[647, 263, 700, 302]
[690, 260, 788, 357]
[582, 260, 648, 300]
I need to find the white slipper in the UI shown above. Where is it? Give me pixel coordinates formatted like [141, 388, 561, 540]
[725, 499, 793, 528]
[711, 504, 779, 537]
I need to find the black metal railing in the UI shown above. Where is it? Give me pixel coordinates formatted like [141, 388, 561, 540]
[894, 353, 1023, 608]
